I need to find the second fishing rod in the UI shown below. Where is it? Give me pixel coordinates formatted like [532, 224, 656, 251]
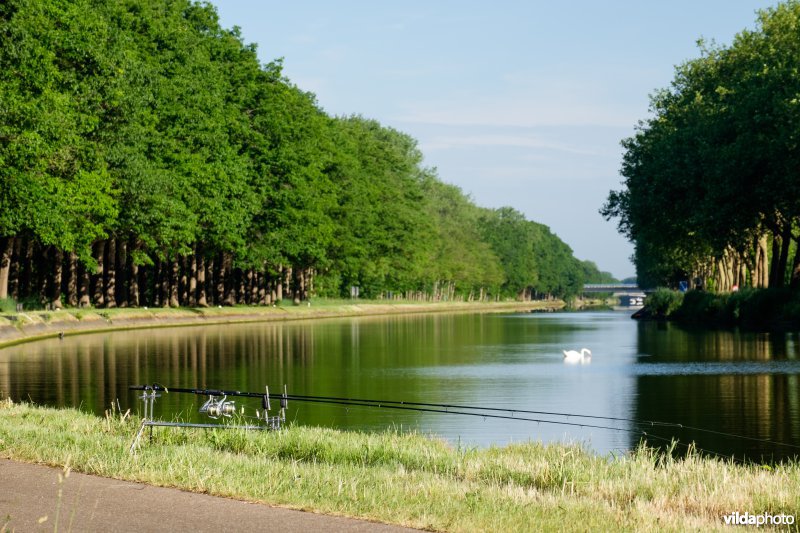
[130, 384, 800, 454]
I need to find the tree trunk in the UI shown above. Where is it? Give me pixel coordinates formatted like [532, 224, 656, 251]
[179, 256, 188, 306]
[9, 237, 21, 300]
[51, 248, 63, 309]
[152, 258, 162, 307]
[292, 267, 301, 304]
[160, 259, 171, 307]
[269, 277, 276, 305]
[257, 271, 267, 305]
[0, 236, 12, 300]
[38, 245, 49, 307]
[170, 258, 180, 308]
[776, 225, 792, 288]
[306, 268, 314, 299]
[92, 241, 105, 306]
[130, 261, 139, 307]
[117, 240, 128, 308]
[188, 251, 198, 307]
[128, 240, 140, 308]
[66, 251, 78, 306]
[790, 236, 800, 289]
[215, 253, 226, 305]
[20, 237, 34, 299]
[205, 256, 215, 306]
[248, 269, 256, 305]
[224, 254, 236, 305]
[755, 234, 769, 289]
[716, 257, 727, 292]
[197, 252, 207, 307]
[78, 262, 91, 308]
[276, 264, 283, 302]
[769, 231, 782, 287]
[237, 268, 247, 305]
[105, 238, 117, 308]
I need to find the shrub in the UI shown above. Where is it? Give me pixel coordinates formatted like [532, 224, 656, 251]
[644, 288, 683, 318]
[736, 288, 793, 328]
[0, 298, 15, 313]
[675, 290, 730, 325]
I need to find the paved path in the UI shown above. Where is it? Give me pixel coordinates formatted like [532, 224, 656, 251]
[0, 459, 417, 532]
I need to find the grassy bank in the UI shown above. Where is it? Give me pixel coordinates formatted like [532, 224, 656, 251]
[0, 298, 562, 349]
[1, 401, 798, 531]
[639, 288, 800, 330]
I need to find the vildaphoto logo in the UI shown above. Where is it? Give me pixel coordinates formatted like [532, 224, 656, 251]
[722, 511, 795, 527]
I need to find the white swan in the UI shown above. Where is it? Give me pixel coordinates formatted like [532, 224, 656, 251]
[563, 348, 592, 363]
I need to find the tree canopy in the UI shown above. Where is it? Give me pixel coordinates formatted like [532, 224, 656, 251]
[603, 1, 800, 291]
[0, 0, 604, 307]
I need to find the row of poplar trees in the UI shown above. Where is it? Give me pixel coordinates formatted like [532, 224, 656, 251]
[604, 1, 800, 291]
[0, 0, 611, 310]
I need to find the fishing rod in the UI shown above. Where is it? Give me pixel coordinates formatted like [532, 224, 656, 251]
[128, 383, 680, 450]
[128, 383, 289, 453]
[270, 396, 791, 461]
[130, 384, 800, 455]
[286, 393, 800, 452]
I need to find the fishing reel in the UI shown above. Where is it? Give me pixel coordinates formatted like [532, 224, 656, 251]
[199, 394, 237, 419]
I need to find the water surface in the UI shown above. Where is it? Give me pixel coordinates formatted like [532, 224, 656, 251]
[1, 311, 798, 461]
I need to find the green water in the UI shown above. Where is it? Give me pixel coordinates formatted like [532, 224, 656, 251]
[1, 311, 799, 461]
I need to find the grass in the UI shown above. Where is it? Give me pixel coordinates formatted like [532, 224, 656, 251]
[1, 401, 798, 531]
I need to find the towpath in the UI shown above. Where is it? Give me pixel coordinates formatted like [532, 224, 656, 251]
[0, 459, 416, 532]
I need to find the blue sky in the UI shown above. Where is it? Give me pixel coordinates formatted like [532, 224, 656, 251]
[212, 1, 777, 279]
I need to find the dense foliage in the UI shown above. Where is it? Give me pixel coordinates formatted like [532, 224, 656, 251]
[638, 287, 800, 329]
[603, 1, 800, 291]
[0, 0, 607, 309]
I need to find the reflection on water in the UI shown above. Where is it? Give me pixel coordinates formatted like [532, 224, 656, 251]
[633, 321, 800, 462]
[0, 312, 798, 461]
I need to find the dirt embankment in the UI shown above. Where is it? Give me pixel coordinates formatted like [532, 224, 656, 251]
[0, 300, 562, 348]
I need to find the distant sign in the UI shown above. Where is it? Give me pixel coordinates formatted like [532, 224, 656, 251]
[678, 281, 689, 292]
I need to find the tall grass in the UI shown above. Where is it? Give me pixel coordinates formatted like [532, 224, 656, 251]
[1, 401, 798, 531]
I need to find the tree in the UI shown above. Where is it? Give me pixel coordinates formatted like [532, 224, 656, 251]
[604, 1, 800, 290]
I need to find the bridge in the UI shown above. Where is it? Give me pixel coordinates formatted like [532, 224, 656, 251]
[582, 283, 642, 293]
[582, 284, 646, 307]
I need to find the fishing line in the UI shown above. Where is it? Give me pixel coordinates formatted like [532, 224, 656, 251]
[130, 384, 800, 454]
[263, 395, 733, 458]
[297, 397, 734, 461]
[281, 393, 800, 452]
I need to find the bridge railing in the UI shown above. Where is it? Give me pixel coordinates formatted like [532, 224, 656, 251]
[583, 284, 640, 290]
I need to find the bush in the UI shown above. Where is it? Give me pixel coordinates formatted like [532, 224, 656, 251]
[0, 298, 15, 313]
[671, 287, 800, 329]
[644, 288, 684, 318]
[674, 290, 729, 325]
[780, 291, 800, 327]
[735, 288, 793, 328]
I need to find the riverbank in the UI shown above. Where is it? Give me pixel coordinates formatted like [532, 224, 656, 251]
[1, 401, 797, 531]
[636, 288, 800, 330]
[0, 299, 564, 349]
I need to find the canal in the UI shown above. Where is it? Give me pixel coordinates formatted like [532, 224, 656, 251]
[1, 311, 798, 461]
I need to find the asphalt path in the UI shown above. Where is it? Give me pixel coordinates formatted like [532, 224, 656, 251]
[0, 459, 418, 532]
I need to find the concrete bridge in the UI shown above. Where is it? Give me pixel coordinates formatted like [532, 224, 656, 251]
[583, 284, 646, 307]
[582, 283, 642, 293]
